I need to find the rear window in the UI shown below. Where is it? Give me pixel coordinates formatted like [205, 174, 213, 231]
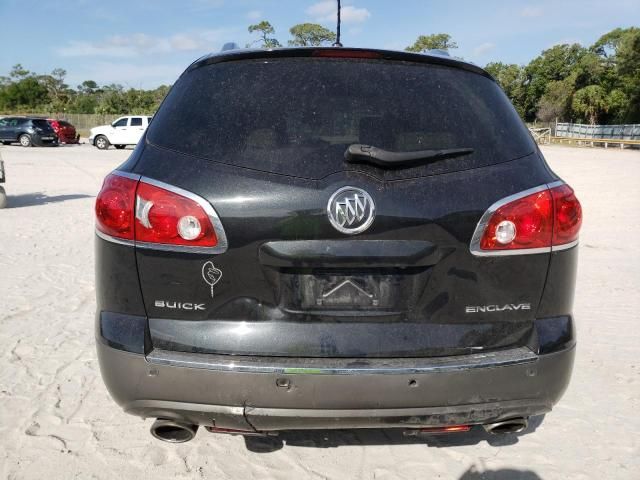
[59, 121, 72, 127]
[32, 119, 51, 129]
[131, 117, 143, 126]
[148, 58, 534, 179]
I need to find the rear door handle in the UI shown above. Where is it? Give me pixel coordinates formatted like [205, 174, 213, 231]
[259, 240, 443, 268]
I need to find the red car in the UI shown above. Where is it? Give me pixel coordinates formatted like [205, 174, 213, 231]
[47, 119, 80, 144]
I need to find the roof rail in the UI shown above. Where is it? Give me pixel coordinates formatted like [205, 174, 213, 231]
[425, 49, 450, 57]
[221, 42, 240, 52]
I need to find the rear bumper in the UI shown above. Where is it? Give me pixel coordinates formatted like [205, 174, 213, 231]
[97, 340, 575, 431]
[58, 133, 79, 143]
[31, 136, 58, 146]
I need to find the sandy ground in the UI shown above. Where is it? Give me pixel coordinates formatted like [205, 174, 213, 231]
[0, 143, 638, 479]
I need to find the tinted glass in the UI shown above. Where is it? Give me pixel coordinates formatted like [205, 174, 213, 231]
[148, 58, 535, 179]
[131, 117, 143, 126]
[32, 119, 53, 130]
[59, 121, 72, 127]
[5, 118, 25, 127]
[113, 118, 128, 127]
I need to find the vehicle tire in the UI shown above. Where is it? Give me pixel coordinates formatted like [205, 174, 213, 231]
[19, 134, 32, 147]
[0, 186, 7, 209]
[95, 135, 110, 150]
[1, 141, 11, 145]
[115, 145, 126, 150]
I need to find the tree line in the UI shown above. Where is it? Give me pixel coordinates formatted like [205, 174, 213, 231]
[1, 23, 638, 125]
[0, 65, 169, 115]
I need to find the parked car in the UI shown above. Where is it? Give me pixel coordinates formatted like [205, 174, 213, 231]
[89, 116, 152, 150]
[0, 117, 58, 147]
[0, 157, 6, 208]
[47, 119, 80, 144]
[95, 47, 582, 443]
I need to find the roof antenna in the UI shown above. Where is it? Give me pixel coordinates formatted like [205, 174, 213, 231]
[333, 0, 343, 47]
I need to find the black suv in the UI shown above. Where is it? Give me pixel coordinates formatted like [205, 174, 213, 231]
[95, 47, 581, 443]
[0, 117, 58, 147]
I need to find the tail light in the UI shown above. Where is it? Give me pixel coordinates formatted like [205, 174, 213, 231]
[312, 49, 382, 59]
[95, 174, 137, 240]
[95, 172, 227, 253]
[471, 182, 582, 256]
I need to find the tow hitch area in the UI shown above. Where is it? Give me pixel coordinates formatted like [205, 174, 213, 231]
[403, 425, 472, 436]
[205, 426, 275, 437]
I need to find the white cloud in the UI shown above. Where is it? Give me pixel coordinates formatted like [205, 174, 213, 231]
[306, 1, 371, 24]
[190, 0, 224, 10]
[246, 10, 262, 21]
[341, 6, 371, 23]
[473, 42, 496, 56]
[67, 62, 184, 89]
[521, 6, 544, 17]
[56, 30, 228, 57]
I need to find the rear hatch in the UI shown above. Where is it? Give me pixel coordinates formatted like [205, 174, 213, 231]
[132, 49, 552, 358]
[32, 119, 56, 137]
[57, 120, 76, 139]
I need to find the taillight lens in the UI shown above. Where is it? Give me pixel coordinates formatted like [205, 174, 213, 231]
[135, 181, 218, 247]
[95, 173, 219, 249]
[551, 184, 582, 246]
[95, 174, 137, 240]
[474, 183, 582, 254]
[479, 189, 553, 251]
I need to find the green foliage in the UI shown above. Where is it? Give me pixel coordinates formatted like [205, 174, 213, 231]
[0, 74, 49, 111]
[0, 64, 169, 115]
[614, 28, 640, 121]
[520, 43, 587, 120]
[485, 62, 526, 117]
[247, 20, 281, 48]
[572, 85, 607, 124]
[288, 23, 336, 47]
[405, 34, 458, 53]
[482, 27, 640, 124]
[536, 75, 577, 122]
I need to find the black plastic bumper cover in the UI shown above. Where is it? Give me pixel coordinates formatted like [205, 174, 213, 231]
[97, 323, 575, 431]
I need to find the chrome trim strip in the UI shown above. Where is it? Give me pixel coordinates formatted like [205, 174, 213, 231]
[96, 170, 228, 254]
[547, 180, 564, 189]
[469, 181, 565, 257]
[146, 347, 537, 375]
[471, 246, 551, 257]
[111, 170, 142, 181]
[551, 239, 579, 252]
[95, 229, 135, 247]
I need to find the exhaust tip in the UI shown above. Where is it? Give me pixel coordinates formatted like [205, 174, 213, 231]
[483, 418, 528, 435]
[151, 419, 198, 443]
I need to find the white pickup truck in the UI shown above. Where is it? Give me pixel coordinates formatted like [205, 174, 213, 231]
[89, 115, 152, 150]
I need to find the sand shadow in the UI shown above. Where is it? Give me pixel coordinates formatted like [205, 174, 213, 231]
[243, 415, 546, 453]
[459, 466, 543, 480]
[6, 193, 93, 208]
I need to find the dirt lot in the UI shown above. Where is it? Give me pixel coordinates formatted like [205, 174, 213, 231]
[0, 144, 638, 479]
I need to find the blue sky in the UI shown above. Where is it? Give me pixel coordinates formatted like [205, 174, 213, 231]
[0, 0, 638, 89]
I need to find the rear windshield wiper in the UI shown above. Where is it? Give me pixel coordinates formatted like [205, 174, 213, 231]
[344, 144, 474, 168]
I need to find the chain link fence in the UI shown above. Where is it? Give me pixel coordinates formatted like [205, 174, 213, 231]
[555, 123, 640, 140]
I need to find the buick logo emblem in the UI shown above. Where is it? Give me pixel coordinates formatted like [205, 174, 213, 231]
[327, 186, 375, 234]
